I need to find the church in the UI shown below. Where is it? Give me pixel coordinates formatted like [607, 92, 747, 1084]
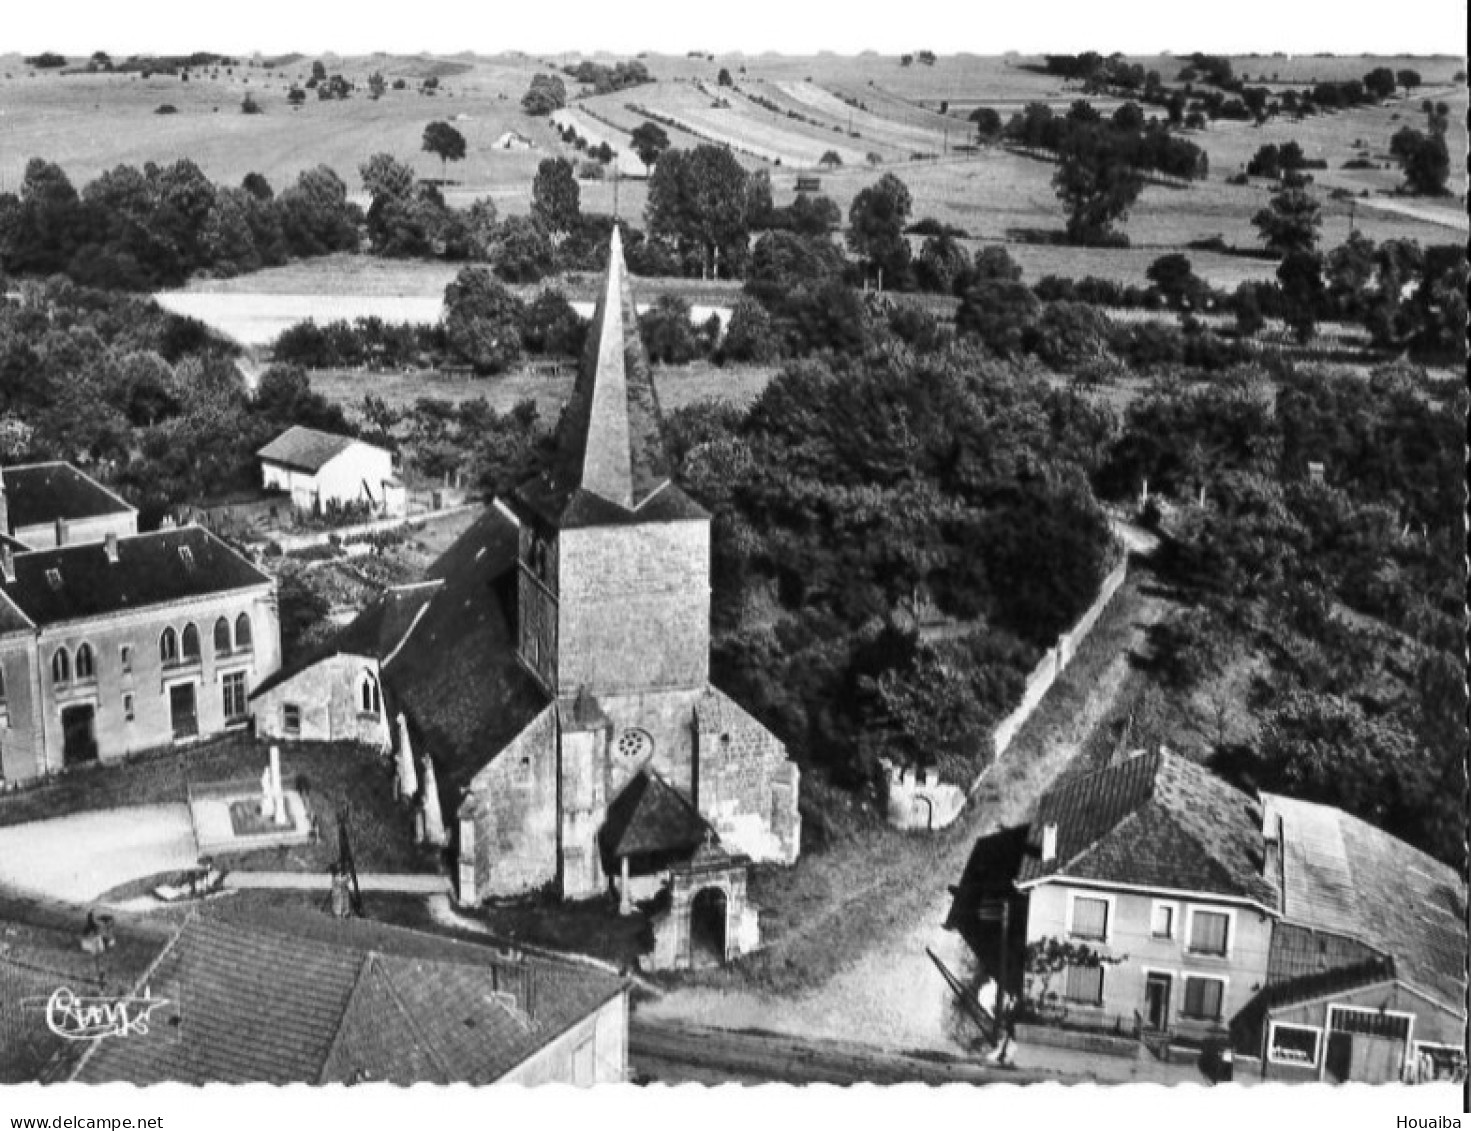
[253, 228, 800, 966]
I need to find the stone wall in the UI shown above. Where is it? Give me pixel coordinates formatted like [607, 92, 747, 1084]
[0, 631, 44, 782]
[253, 654, 386, 747]
[593, 687, 703, 802]
[459, 705, 560, 901]
[557, 520, 710, 697]
[985, 559, 1128, 775]
[695, 686, 800, 865]
[883, 761, 967, 831]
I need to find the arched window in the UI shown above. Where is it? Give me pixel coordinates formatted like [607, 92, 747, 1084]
[160, 627, 178, 664]
[235, 614, 253, 652]
[75, 643, 95, 681]
[214, 617, 232, 656]
[359, 672, 381, 715]
[52, 648, 71, 685]
[181, 623, 200, 661]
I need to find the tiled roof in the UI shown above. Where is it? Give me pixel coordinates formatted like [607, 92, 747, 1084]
[68, 913, 626, 1084]
[515, 226, 694, 527]
[257, 426, 362, 474]
[1017, 750, 1279, 908]
[3, 462, 135, 531]
[601, 769, 712, 858]
[250, 581, 440, 700]
[0, 526, 271, 626]
[383, 509, 549, 800]
[1264, 792, 1467, 1011]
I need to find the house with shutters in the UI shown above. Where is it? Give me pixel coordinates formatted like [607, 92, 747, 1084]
[0, 524, 281, 782]
[253, 227, 800, 969]
[258, 426, 402, 516]
[56, 909, 629, 1085]
[1008, 748, 1466, 1083]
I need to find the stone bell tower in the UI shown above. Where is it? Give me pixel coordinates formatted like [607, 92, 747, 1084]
[512, 225, 711, 703]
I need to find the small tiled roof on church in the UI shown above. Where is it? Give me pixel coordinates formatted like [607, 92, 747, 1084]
[0, 526, 271, 626]
[600, 768, 713, 858]
[382, 508, 550, 799]
[2, 462, 136, 531]
[1016, 749, 1280, 910]
[66, 914, 626, 1085]
[257, 425, 363, 474]
[513, 226, 707, 530]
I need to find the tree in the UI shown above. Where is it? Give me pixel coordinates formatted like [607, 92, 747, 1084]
[1252, 186, 1321, 257]
[442, 267, 525, 374]
[422, 121, 467, 182]
[367, 71, 386, 100]
[646, 145, 751, 278]
[639, 294, 702, 363]
[717, 67, 734, 87]
[1362, 66, 1397, 102]
[1146, 253, 1207, 310]
[955, 280, 1040, 358]
[845, 172, 913, 287]
[1390, 127, 1450, 196]
[359, 153, 416, 203]
[819, 150, 843, 169]
[629, 122, 670, 174]
[969, 107, 1003, 143]
[1051, 130, 1142, 245]
[521, 73, 567, 116]
[287, 85, 306, 109]
[310, 60, 327, 84]
[1395, 68, 1421, 94]
[487, 215, 555, 283]
[531, 157, 581, 244]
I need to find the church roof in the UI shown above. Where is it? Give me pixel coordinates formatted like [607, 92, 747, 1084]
[515, 226, 704, 528]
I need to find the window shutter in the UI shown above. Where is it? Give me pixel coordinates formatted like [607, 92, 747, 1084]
[1064, 964, 1104, 1005]
[1190, 910, 1229, 955]
[1071, 896, 1109, 939]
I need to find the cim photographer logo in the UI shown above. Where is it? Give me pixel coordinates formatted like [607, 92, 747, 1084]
[27, 987, 170, 1042]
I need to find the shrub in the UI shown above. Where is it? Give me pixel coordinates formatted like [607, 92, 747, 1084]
[155, 104, 178, 115]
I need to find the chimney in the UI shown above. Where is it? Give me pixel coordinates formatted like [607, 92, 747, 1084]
[0, 545, 12, 584]
[1040, 822, 1058, 863]
[1261, 806, 1282, 879]
[104, 532, 119, 564]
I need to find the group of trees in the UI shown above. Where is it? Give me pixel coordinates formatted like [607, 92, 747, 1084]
[1389, 102, 1452, 196]
[1107, 365, 1465, 870]
[559, 59, 652, 94]
[0, 158, 359, 287]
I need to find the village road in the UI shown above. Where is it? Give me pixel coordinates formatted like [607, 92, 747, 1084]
[0, 805, 197, 903]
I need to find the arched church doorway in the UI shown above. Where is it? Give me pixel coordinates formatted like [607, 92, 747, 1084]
[689, 886, 728, 965]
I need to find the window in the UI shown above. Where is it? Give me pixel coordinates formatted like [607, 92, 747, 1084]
[120, 645, 132, 674]
[1151, 902, 1176, 940]
[616, 728, 653, 761]
[178, 546, 195, 571]
[359, 673, 380, 715]
[283, 703, 301, 737]
[1269, 1023, 1321, 1066]
[160, 627, 178, 664]
[1063, 964, 1104, 1006]
[1182, 976, 1224, 1020]
[1188, 909, 1231, 956]
[123, 693, 135, 722]
[75, 643, 95, 681]
[235, 613, 253, 651]
[1069, 895, 1110, 941]
[223, 672, 248, 723]
[214, 617, 232, 656]
[181, 623, 200, 662]
[51, 647, 70, 685]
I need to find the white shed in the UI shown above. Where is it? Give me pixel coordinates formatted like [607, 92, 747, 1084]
[258, 426, 400, 516]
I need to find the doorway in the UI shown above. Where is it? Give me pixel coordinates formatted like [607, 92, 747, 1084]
[61, 704, 98, 765]
[689, 887, 728, 965]
[1143, 972, 1172, 1032]
[169, 683, 198, 740]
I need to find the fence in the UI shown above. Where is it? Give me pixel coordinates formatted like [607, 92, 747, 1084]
[978, 558, 1129, 785]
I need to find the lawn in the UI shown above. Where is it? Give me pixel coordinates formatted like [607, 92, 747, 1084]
[0, 735, 433, 877]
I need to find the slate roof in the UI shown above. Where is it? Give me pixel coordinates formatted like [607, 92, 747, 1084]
[0, 526, 271, 627]
[257, 425, 362, 474]
[382, 508, 550, 800]
[514, 226, 705, 530]
[2, 462, 135, 531]
[601, 769, 712, 858]
[66, 914, 626, 1085]
[1016, 749, 1279, 909]
[1263, 792, 1467, 1011]
[250, 580, 441, 700]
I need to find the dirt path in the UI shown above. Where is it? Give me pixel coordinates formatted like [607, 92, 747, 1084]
[641, 572, 1172, 1051]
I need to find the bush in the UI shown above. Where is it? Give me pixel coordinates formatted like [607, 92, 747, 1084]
[155, 104, 178, 115]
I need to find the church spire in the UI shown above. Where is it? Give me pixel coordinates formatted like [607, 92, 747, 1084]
[546, 224, 671, 513]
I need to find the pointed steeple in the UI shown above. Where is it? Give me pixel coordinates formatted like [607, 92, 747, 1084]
[544, 225, 672, 513]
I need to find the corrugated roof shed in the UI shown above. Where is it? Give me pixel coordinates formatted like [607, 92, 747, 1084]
[1, 526, 271, 626]
[3, 462, 136, 530]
